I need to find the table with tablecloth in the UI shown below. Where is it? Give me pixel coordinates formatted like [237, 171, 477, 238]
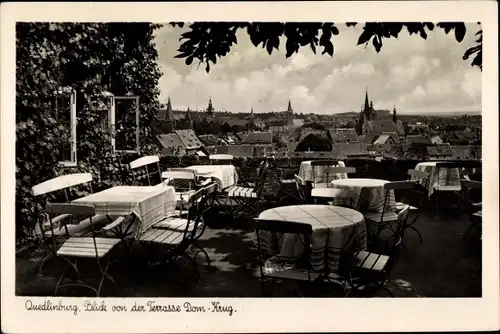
[414, 162, 462, 197]
[187, 165, 238, 190]
[258, 205, 366, 273]
[329, 178, 396, 213]
[73, 185, 176, 239]
[298, 160, 347, 186]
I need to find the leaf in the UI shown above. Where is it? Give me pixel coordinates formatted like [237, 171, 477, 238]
[372, 35, 382, 52]
[321, 41, 334, 56]
[454, 23, 466, 42]
[266, 40, 273, 55]
[357, 29, 373, 45]
[185, 55, 194, 66]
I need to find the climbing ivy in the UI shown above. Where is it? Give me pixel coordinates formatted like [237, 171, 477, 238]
[16, 23, 162, 245]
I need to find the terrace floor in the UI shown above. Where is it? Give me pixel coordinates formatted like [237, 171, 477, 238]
[16, 204, 482, 298]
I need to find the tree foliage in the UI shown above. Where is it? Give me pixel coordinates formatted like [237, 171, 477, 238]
[16, 23, 161, 244]
[171, 22, 482, 72]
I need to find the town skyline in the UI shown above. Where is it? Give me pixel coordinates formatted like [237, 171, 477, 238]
[154, 22, 482, 115]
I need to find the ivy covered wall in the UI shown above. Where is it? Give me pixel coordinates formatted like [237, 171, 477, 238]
[16, 23, 162, 243]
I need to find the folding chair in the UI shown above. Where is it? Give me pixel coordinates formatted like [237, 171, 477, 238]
[254, 219, 321, 297]
[394, 169, 429, 244]
[161, 170, 197, 213]
[364, 181, 415, 248]
[461, 180, 482, 239]
[310, 160, 342, 188]
[47, 203, 122, 296]
[434, 161, 481, 220]
[294, 175, 310, 204]
[139, 188, 205, 279]
[31, 173, 110, 276]
[129, 155, 162, 186]
[311, 167, 356, 204]
[340, 205, 410, 297]
[222, 160, 269, 219]
[209, 154, 234, 165]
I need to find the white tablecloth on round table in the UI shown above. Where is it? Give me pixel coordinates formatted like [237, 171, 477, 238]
[187, 165, 238, 190]
[74, 185, 176, 239]
[258, 205, 366, 272]
[414, 162, 462, 197]
[298, 160, 347, 186]
[329, 178, 396, 213]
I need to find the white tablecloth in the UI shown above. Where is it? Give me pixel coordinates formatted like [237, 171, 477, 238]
[258, 205, 366, 272]
[329, 178, 396, 213]
[298, 160, 347, 186]
[187, 165, 238, 190]
[414, 162, 462, 196]
[74, 185, 176, 238]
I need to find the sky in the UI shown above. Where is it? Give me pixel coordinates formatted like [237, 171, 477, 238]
[154, 23, 482, 115]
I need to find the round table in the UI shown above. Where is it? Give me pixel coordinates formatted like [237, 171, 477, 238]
[414, 162, 461, 197]
[329, 178, 396, 213]
[258, 205, 366, 272]
[298, 160, 347, 186]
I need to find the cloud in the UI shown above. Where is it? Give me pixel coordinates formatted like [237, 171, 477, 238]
[154, 23, 482, 114]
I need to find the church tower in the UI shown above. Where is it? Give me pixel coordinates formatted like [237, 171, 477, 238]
[206, 98, 214, 115]
[286, 99, 294, 126]
[165, 97, 175, 133]
[392, 105, 397, 124]
[185, 107, 193, 129]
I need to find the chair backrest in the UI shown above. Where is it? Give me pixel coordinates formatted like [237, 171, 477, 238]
[168, 168, 197, 174]
[129, 155, 162, 186]
[184, 188, 205, 237]
[325, 167, 356, 175]
[161, 171, 196, 191]
[310, 160, 338, 167]
[253, 218, 314, 274]
[407, 169, 429, 181]
[254, 160, 270, 197]
[209, 154, 233, 165]
[461, 180, 482, 207]
[44, 203, 97, 239]
[32, 173, 93, 197]
[294, 175, 308, 204]
[384, 180, 416, 190]
[435, 161, 481, 169]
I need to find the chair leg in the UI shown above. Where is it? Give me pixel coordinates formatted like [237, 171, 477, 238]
[38, 253, 55, 276]
[181, 252, 200, 280]
[407, 225, 424, 244]
[54, 262, 71, 296]
[192, 243, 211, 268]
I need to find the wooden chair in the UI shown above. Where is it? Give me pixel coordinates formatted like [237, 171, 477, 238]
[434, 161, 480, 220]
[310, 167, 356, 204]
[139, 188, 206, 279]
[341, 205, 410, 297]
[294, 175, 310, 204]
[364, 181, 415, 244]
[394, 169, 430, 244]
[31, 173, 110, 276]
[253, 219, 321, 296]
[209, 154, 234, 165]
[310, 160, 342, 188]
[46, 203, 122, 296]
[129, 155, 162, 186]
[461, 180, 482, 239]
[221, 160, 269, 219]
[268, 157, 299, 204]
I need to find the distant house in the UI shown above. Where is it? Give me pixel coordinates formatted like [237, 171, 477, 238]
[430, 135, 443, 145]
[450, 145, 480, 160]
[268, 125, 292, 135]
[426, 144, 453, 160]
[364, 120, 400, 136]
[358, 133, 377, 144]
[241, 131, 273, 145]
[225, 144, 255, 157]
[157, 129, 208, 156]
[328, 128, 359, 143]
[198, 134, 227, 147]
[332, 143, 371, 160]
[254, 144, 276, 157]
[406, 135, 431, 146]
[373, 132, 399, 146]
[292, 119, 305, 127]
[446, 131, 478, 145]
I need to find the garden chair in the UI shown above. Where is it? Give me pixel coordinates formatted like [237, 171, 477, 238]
[209, 154, 234, 165]
[364, 181, 415, 250]
[340, 205, 410, 297]
[31, 173, 110, 276]
[311, 167, 356, 204]
[294, 175, 310, 204]
[129, 155, 162, 186]
[46, 203, 122, 296]
[394, 169, 429, 244]
[253, 219, 321, 297]
[220, 160, 269, 219]
[267, 156, 299, 204]
[310, 160, 344, 188]
[161, 170, 197, 212]
[434, 161, 480, 220]
[461, 180, 482, 239]
[138, 188, 206, 279]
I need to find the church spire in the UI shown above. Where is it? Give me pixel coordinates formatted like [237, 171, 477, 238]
[287, 99, 293, 113]
[364, 87, 369, 112]
[166, 97, 173, 120]
[186, 106, 192, 120]
[207, 98, 214, 114]
[393, 105, 397, 123]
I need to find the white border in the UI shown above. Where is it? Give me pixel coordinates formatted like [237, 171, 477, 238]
[1, 1, 498, 333]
